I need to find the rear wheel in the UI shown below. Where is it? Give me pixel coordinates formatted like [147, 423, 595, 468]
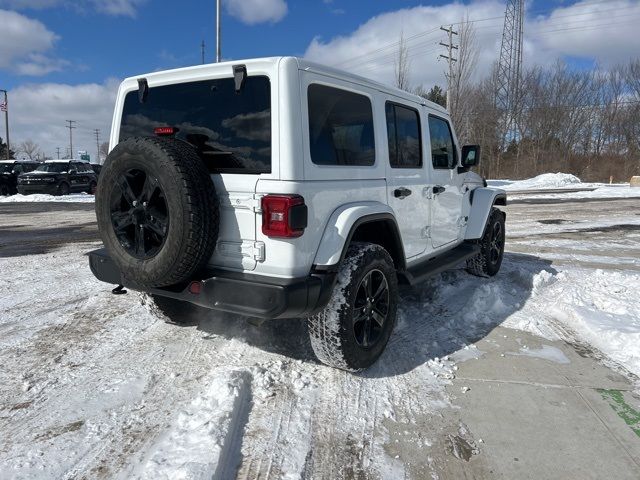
[57, 182, 70, 196]
[466, 207, 505, 277]
[150, 295, 208, 324]
[308, 243, 398, 371]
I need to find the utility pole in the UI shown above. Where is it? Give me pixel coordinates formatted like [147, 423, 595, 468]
[56, 147, 61, 160]
[216, 0, 221, 62]
[66, 120, 76, 160]
[94, 129, 100, 164]
[0, 89, 10, 159]
[438, 25, 458, 111]
[201, 40, 206, 64]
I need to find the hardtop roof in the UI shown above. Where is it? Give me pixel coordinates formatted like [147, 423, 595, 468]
[123, 56, 448, 115]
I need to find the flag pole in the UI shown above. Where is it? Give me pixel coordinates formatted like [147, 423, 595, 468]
[0, 89, 9, 160]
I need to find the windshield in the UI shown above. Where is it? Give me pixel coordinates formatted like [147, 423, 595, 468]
[0, 164, 14, 174]
[35, 163, 69, 173]
[119, 75, 271, 174]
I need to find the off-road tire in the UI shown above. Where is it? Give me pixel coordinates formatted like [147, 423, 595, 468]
[466, 207, 505, 277]
[95, 136, 219, 288]
[57, 182, 70, 196]
[308, 242, 398, 372]
[149, 295, 208, 324]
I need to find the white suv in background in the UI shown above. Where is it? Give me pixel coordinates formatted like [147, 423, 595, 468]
[89, 57, 506, 371]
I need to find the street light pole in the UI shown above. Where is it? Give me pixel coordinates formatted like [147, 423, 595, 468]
[0, 89, 10, 159]
[216, 0, 221, 62]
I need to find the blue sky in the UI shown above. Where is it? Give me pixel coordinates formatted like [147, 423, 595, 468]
[1, 0, 639, 159]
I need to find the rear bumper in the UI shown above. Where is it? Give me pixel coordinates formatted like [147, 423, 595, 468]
[88, 248, 336, 319]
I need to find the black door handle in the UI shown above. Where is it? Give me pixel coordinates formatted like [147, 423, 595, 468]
[433, 185, 445, 195]
[394, 187, 412, 199]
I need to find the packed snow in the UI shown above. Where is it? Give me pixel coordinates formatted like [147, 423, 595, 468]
[1, 191, 639, 478]
[0, 193, 95, 203]
[488, 172, 583, 190]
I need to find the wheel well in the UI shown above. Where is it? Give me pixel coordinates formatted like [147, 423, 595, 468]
[349, 219, 406, 270]
[493, 195, 507, 206]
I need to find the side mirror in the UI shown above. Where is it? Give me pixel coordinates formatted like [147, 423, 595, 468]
[458, 145, 480, 173]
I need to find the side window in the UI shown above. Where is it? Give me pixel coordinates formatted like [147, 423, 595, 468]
[428, 116, 457, 169]
[13, 164, 23, 174]
[385, 102, 422, 168]
[308, 84, 375, 166]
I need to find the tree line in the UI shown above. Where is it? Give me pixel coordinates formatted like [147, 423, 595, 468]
[396, 23, 640, 182]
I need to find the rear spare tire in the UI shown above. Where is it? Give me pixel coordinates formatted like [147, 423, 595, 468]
[95, 136, 219, 288]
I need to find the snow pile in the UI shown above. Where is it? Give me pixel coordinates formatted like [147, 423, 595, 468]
[506, 268, 640, 376]
[134, 370, 251, 480]
[509, 184, 639, 201]
[0, 193, 95, 203]
[496, 173, 582, 191]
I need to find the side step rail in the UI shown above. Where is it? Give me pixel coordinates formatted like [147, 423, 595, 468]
[403, 242, 480, 286]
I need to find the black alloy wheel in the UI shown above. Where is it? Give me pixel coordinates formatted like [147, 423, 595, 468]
[352, 269, 390, 348]
[109, 168, 169, 259]
[488, 221, 504, 267]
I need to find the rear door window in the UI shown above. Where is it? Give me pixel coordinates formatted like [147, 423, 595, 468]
[428, 116, 457, 169]
[385, 102, 422, 168]
[119, 76, 271, 174]
[307, 84, 375, 166]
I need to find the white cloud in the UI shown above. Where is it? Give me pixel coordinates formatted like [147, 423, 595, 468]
[7, 79, 120, 160]
[0, 9, 63, 76]
[0, 0, 148, 16]
[303, 0, 640, 90]
[225, 0, 287, 25]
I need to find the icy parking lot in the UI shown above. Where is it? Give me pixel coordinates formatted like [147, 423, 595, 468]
[1, 193, 640, 479]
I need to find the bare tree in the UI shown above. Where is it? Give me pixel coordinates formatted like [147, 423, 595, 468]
[449, 16, 480, 143]
[394, 32, 411, 91]
[99, 142, 110, 161]
[18, 140, 43, 161]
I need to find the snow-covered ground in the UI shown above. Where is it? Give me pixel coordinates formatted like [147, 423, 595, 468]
[0, 193, 95, 203]
[489, 172, 583, 190]
[1, 196, 639, 479]
[488, 172, 640, 201]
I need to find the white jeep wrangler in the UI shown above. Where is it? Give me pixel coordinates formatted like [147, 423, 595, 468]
[90, 57, 506, 371]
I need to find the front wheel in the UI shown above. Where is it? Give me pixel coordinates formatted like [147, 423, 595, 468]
[466, 207, 505, 277]
[308, 243, 398, 371]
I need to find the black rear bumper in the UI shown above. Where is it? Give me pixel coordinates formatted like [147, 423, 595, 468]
[88, 248, 336, 319]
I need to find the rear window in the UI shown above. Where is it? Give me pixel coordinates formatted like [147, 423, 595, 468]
[307, 84, 375, 166]
[119, 76, 271, 174]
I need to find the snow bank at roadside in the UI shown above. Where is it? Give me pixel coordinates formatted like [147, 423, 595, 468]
[489, 173, 582, 191]
[509, 184, 639, 201]
[505, 268, 640, 377]
[0, 193, 95, 203]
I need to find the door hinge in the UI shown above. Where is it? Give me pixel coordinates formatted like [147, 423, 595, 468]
[457, 216, 468, 227]
[421, 226, 431, 238]
[252, 241, 265, 262]
[226, 194, 262, 212]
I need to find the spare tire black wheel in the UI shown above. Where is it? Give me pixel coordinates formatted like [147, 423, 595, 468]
[95, 136, 219, 288]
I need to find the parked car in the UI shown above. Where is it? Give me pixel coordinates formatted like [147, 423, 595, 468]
[89, 57, 506, 371]
[90, 164, 102, 176]
[0, 160, 40, 195]
[17, 160, 98, 196]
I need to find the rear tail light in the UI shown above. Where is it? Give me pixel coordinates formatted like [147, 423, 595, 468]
[261, 195, 307, 238]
